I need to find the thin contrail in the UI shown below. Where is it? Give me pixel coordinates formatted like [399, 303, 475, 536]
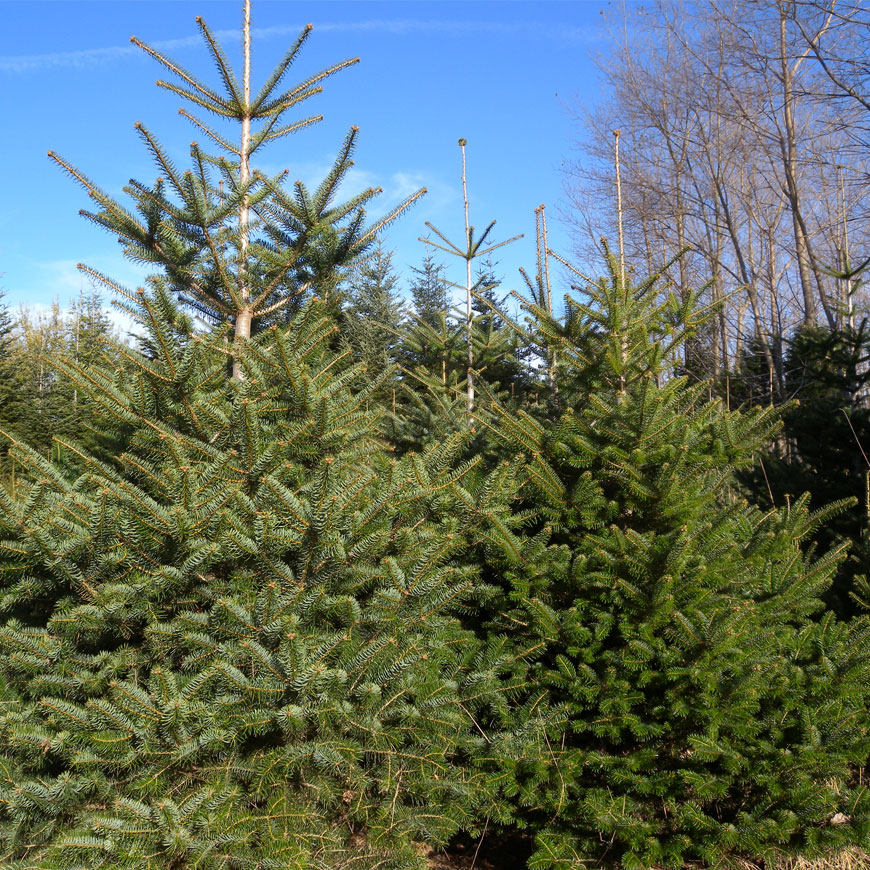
[0, 19, 600, 73]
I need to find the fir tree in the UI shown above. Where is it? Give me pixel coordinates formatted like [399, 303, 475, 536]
[409, 250, 448, 330]
[0, 8, 499, 868]
[421, 139, 521, 415]
[0, 291, 25, 458]
[475, 244, 870, 869]
[0, 289, 505, 869]
[343, 241, 404, 404]
[52, 2, 422, 380]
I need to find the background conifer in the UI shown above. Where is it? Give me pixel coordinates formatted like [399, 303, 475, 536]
[343, 241, 405, 406]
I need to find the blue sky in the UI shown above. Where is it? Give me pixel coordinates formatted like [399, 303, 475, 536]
[0, 0, 610, 320]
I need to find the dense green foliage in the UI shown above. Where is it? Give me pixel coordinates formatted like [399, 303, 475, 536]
[0, 288, 512, 869]
[737, 324, 870, 617]
[1, 7, 869, 870]
[473, 249, 870, 868]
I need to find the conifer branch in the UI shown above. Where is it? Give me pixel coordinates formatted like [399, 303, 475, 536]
[131, 36, 227, 109]
[178, 110, 241, 155]
[475, 233, 524, 259]
[250, 24, 313, 112]
[257, 58, 361, 116]
[254, 284, 311, 318]
[249, 114, 322, 152]
[354, 188, 428, 249]
[196, 16, 243, 106]
[154, 79, 236, 118]
[48, 152, 143, 232]
[421, 221, 464, 256]
[134, 123, 189, 194]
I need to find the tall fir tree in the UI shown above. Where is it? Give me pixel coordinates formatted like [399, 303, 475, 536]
[52, 2, 422, 379]
[0, 8, 502, 868]
[421, 139, 521, 416]
[473, 244, 870, 869]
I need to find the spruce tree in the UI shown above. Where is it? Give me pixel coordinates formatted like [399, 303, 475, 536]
[343, 241, 404, 404]
[738, 323, 870, 618]
[409, 250, 448, 330]
[0, 291, 25, 457]
[0, 8, 499, 868]
[476, 245, 870, 869]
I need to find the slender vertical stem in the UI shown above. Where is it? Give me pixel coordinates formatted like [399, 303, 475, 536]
[614, 129, 626, 288]
[540, 206, 552, 316]
[536, 204, 558, 407]
[233, 0, 253, 380]
[838, 164, 853, 330]
[73, 295, 80, 412]
[459, 138, 474, 415]
[614, 129, 627, 395]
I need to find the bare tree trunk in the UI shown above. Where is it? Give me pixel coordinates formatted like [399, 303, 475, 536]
[614, 130, 628, 396]
[777, 1, 831, 327]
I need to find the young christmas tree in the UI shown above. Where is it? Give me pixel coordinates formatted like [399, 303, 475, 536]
[474, 243, 870, 869]
[0, 291, 26, 462]
[409, 250, 449, 331]
[0, 7, 502, 868]
[342, 241, 405, 406]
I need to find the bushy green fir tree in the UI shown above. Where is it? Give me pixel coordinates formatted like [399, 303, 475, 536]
[474, 245, 870, 869]
[0, 9, 503, 868]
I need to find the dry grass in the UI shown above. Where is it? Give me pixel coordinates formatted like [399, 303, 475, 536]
[770, 850, 870, 870]
[423, 847, 870, 870]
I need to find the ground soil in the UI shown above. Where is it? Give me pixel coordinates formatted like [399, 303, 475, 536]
[425, 831, 532, 870]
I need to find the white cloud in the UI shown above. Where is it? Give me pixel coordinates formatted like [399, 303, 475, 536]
[387, 171, 455, 211]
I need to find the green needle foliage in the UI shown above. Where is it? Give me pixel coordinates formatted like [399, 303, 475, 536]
[475, 244, 870, 869]
[738, 322, 870, 618]
[2, 279, 522, 870]
[343, 242, 405, 406]
[0, 291, 498, 869]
